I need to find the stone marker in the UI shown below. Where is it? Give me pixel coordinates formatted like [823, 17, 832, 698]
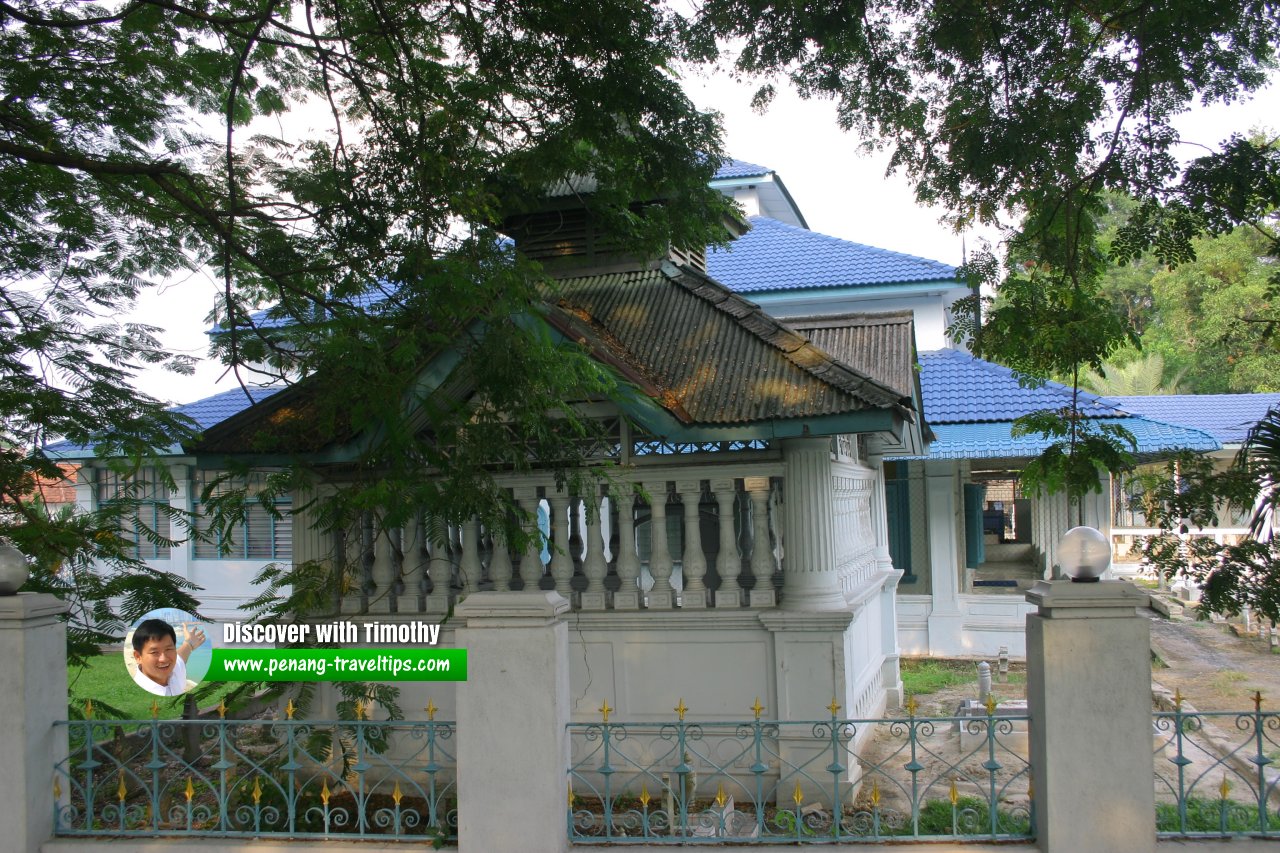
[977, 660, 992, 705]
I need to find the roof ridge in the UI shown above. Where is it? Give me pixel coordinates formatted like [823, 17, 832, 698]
[785, 310, 915, 329]
[663, 262, 915, 417]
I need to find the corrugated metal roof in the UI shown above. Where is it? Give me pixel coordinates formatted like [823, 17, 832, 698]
[920, 349, 1124, 424]
[551, 263, 913, 425]
[787, 312, 917, 399]
[916, 418, 1220, 460]
[1107, 393, 1280, 445]
[707, 217, 959, 293]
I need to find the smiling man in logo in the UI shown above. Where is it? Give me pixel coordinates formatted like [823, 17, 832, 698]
[130, 619, 207, 696]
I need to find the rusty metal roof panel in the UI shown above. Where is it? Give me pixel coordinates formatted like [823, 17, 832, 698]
[552, 265, 912, 425]
[788, 312, 918, 400]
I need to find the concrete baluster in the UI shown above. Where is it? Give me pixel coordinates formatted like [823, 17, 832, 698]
[614, 485, 642, 610]
[548, 491, 575, 599]
[647, 483, 675, 609]
[712, 478, 743, 608]
[677, 480, 708, 608]
[581, 487, 609, 610]
[745, 477, 777, 607]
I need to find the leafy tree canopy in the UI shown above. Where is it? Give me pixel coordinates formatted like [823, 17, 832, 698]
[688, 0, 1280, 507]
[2, 0, 733, 662]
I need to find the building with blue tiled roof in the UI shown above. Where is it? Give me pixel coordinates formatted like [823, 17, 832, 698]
[51, 160, 1247, 661]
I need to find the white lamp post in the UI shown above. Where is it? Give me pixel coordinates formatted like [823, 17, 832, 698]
[1058, 525, 1111, 582]
[0, 539, 29, 594]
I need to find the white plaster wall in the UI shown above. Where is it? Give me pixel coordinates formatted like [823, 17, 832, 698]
[753, 290, 961, 351]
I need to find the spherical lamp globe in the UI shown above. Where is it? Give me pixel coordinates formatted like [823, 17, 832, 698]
[1058, 526, 1111, 582]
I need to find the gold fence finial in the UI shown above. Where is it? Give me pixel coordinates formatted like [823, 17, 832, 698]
[1173, 688, 1184, 710]
[116, 770, 127, 803]
[425, 699, 438, 721]
[53, 776, 61, 800]
[1220, 774, 1232, 800]
[675, 698, 688, 721]
[827, 697, 841, 718]
[150, 698, 160, 719]
[285, 698, 296, 720]
[252, 777, 262, 805]
[1254, 690, 1264, 712]
[320, 779, 331, 806]
[568, 781, 575, 808]
[599, 701, 613, 724]
[84, 699, 93, 720]
[949, 778, 959, 806]
[715, 782, 727, 809]
[905, 694, 918, 717]
[393, 780, 403, 806]
[751, 697, 765, 720]
[985, 694, 998, 716]
[792, 781, 804, 808]
[870, 780, 881, 808]
[185, 777, 194, 802]
[218, 699, 227, 719]
[640, 784, 651, 808]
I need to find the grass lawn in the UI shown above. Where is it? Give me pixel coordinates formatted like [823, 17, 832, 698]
[900, 659, 976, 696]
[67, 654, 237, 720]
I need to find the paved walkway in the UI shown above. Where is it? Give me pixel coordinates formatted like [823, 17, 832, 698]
[1149, 613, 1280, 713]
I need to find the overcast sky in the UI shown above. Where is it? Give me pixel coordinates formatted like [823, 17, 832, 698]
[129, 70, 1280, 407]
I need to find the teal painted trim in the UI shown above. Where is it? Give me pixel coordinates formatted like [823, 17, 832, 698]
[614, 388, 902, 441]
[963, 483, 987, 568]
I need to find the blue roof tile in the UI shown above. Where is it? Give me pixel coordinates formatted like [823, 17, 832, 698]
[707, 217, 959, 293]
[919, 418, 1220, 460]
[46, 386, 285, 457]
[1106, 393, 1280, 445]
[713, 159, 772, 180]
[919, 349, 1123, 424]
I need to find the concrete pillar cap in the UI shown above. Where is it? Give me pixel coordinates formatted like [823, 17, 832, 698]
[454, 590, 570, 625]
[1025, 579, 1150, 617]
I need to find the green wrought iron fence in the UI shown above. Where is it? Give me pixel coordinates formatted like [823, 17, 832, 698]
[1154, 692, 1280, 837]
[53, 701, 456, 841]
[567, 698, 1033, 843]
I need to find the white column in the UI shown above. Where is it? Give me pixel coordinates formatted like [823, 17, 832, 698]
[925, 461, 963, 654]
[711, 479, 743, 608]
[780, 437, 846, 610]
[424, 517, 452, 614]
[1026, 580, 1155, 853]
[745, 477, 777, 607]
[613, 487, 641, 610]
[368, 522, 395, 614]
[0, 593, 69, 853]
[646, 483, 675, 609]
[676, 480, 708, 608]
[580, 488, 608, 611]
[455, 591, 570, 853]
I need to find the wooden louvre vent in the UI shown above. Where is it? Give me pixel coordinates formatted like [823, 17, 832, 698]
[505, 208, 706, 274]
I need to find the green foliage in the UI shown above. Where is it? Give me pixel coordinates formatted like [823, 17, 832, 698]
[1081, 352, 1184, 397]
[1156, 797, 1280, 833]
[1139, 411, 1280, 622]
[1, 0, 733, 650]
[1013, 411, 1136, 501]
